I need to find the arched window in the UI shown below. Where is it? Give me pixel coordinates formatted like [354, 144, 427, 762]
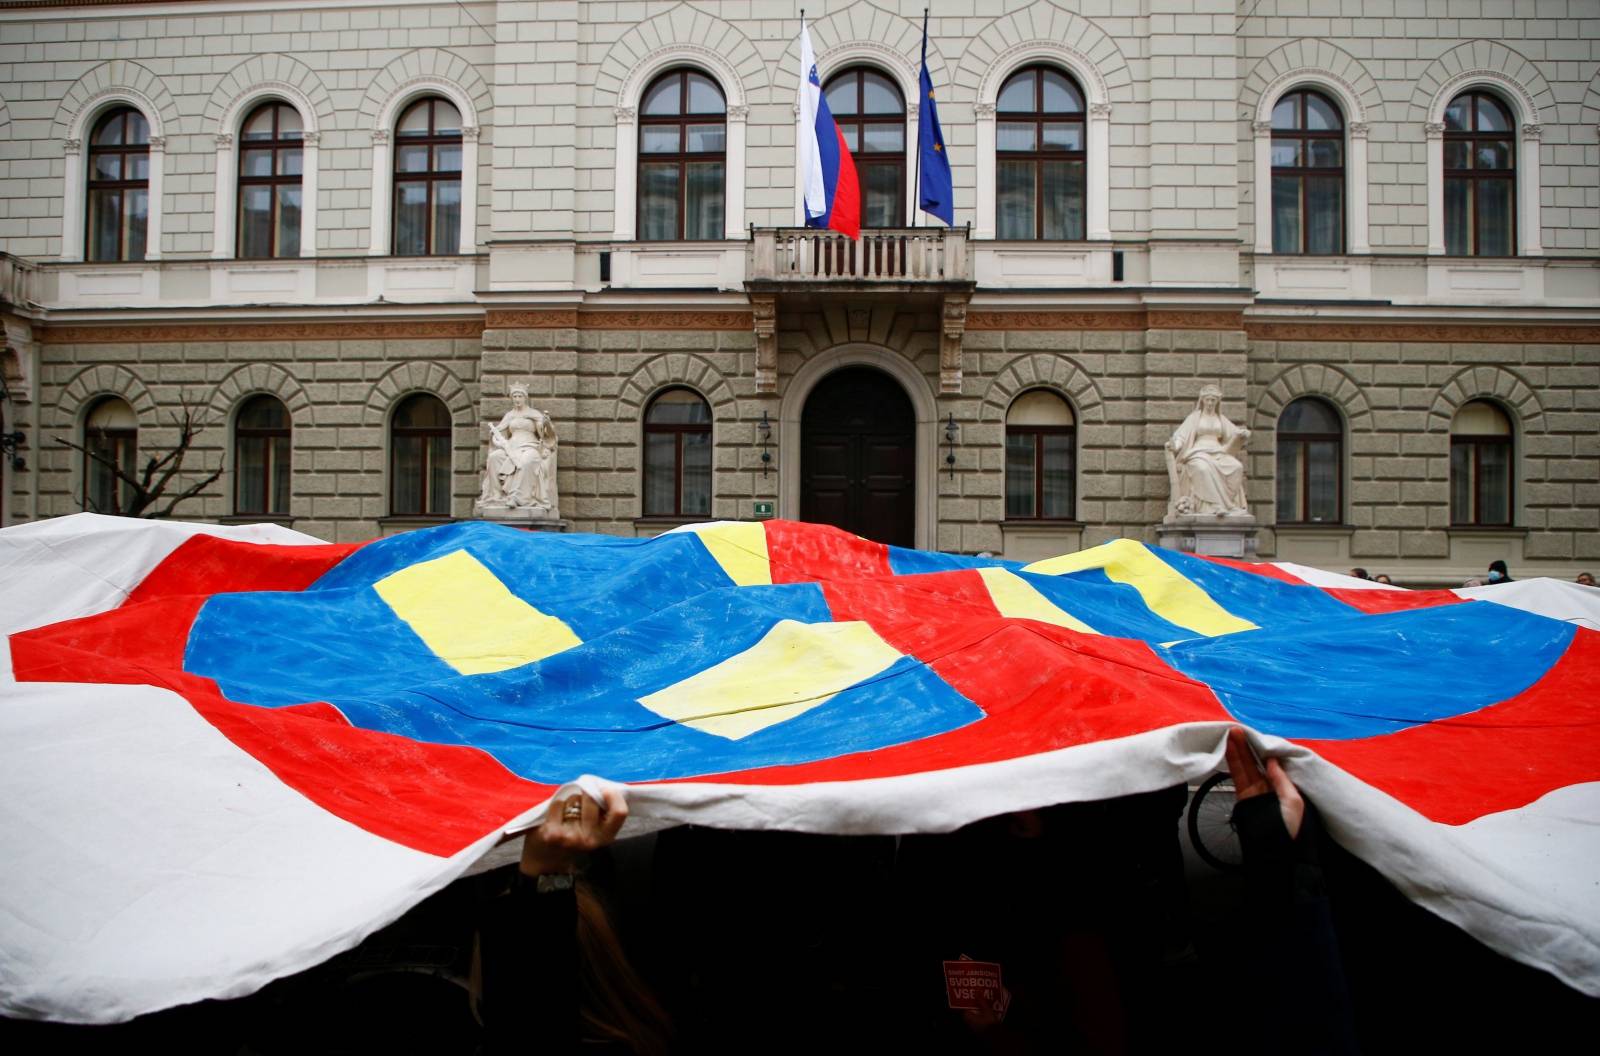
[393, 98, 463, 255]
[1270, 90, 1344, 255]
[823, 67, 905, 228]
[390, 393, 452, 516]
[995, 66, 1085, 241]
[234, 394, 291, 516]
[643, 388, 711, 517]
[237, 102, 303, 258]
[1005, 390, 1075, 519]
[638, 69, 726, 241]
[82, 396, 137, 513]
[1444, 91, 1515, 257]
[1450, 400, 1513, 526]
[1275, 397, 1341, 524]
[86, 108, 150, 261]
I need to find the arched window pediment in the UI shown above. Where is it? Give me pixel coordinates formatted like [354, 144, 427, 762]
[637, 70, 727, 242]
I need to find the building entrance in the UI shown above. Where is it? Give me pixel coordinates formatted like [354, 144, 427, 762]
[800, 366, 915, 548]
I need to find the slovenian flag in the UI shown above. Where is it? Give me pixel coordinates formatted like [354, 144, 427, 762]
[797, 19, 860, 239]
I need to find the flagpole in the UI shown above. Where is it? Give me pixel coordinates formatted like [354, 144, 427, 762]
[912, 8, 926, 229]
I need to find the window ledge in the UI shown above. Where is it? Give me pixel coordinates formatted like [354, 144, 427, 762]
[378, 515, 455, 529]
[633, 516, 710, 529]
[1446, 525, 1528, 536]
[998, 519, 1085, 530]
[216, 514, 296, 528]
[1271, 523, 1354, 534]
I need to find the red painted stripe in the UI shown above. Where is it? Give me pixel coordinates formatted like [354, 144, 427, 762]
[765, 520, 893, 584]
[1323, 587, 1467, 614]
[1301, 628, 1600, 825]
[126, 535, 364, 605]
[1198, 554, 1308, 586]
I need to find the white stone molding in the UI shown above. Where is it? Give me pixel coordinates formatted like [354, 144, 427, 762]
[973, 41, 1113, 242]
[816, 43, 922, 226]
[370, 78, 481, 256]
[1252, 69, 1373, 255]
[60, 87, 166, 262]
[613, 45, 748, 242]
[211, 82, 322, 260]
[779, 345, 938, 551]
[1425, 70, 1544, 257]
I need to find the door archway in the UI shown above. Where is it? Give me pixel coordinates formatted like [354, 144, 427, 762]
[799, 366, 916, 548]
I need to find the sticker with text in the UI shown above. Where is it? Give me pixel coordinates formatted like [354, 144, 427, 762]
[943, 955, 1007, 1017]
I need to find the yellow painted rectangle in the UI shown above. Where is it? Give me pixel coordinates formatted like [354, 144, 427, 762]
[637, 619, 903, 740]
[1023, 538, 1256, 638]
[373, 549, 582, 675]
[679, 520, 772, 586]
[977, 566, 1099, 634]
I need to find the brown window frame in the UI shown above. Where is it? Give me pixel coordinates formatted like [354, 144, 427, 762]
[1450, 404, 1514, 527]
[233, 394, 292, 516]
[1269, 89, 1346, 255]
[85, 107, 150, 262]
[236, 102, 304, 259]
[1005, 422, 1076, 520]
[81, 398, 137, 514]
[1275, 397, 1343, 524]
[642, 388, 712, 518]
[636, 69, 727, 242]
[392, 97, 463, 257]
[1444, 90, 1517, 258]
[995, 65, 1086, 241]
[822, 67, 906, 229]
[389, 393, 452, 517]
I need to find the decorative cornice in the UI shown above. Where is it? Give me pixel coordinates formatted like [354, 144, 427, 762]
[974, 102, 996, 118]
[1089, 102, 1113, 118]
[967, 310, 1146, 331]
[461, 126, 480, 142]
[146, 135, 165, 151]
[1347, 121, 1368, 139]
[1255, 66, 1369, 127]
[1430, 68, 1541, 128]
[39, 319, 485, 344]
[1424, 122, 1446, 139]
[1522, 123, 1542, 140]
[1148, 309, 1245, 331]
[978, 39, 1111, 109]
[1252, 120, 1273, 135]
[725, 104, 748, 122]
[214, 133, 232, 149]
[62, 137, 81, 153]
[301, 131, 320, 147]
[484, 309, 754, 331]
[614, 106, 636, 124]
[371, 129, 389, 145]
[1247, 321, 1600, 344]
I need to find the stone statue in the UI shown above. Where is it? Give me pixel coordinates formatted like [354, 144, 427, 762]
[476, 385, 560, 518]
[1165, 384, 1250, 517]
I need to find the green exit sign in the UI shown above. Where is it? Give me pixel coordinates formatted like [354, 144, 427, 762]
[753, 501, 774, 517]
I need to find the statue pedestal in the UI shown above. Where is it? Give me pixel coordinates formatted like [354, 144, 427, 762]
[472, 506, 568, 532]
[1157, 514, 1259, 559]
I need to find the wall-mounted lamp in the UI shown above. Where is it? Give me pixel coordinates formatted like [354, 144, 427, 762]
[758, 410, 773, 476]
[944, 412, 959, 479]
[0, 371, 24, 471]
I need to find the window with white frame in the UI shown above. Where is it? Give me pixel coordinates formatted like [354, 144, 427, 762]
[393, 98, 464, 256]
[995, 66, 1086, 241]
[1270, 91, 1345, 255]
[637, 71, 725, 241]
[86, 108, 151, 262]
[237, 102, 304, 259]
[1443, 91, 1516, 257]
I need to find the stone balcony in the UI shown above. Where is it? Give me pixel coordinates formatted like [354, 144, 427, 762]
[745, 226, 971, 292]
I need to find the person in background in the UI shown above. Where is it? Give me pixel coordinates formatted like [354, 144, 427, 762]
[1373, 574, 1392, 585]
[475, 787, 672, 1056]
[1348, 568, 1369, 580]
[1577, 572, 1595, 587]
[1486, 560, 1513, 585]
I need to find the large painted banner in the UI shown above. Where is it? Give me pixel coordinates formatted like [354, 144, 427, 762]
[2, 514, 1598, 1021]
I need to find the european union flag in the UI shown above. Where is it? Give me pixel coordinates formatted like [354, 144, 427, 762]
[916, 13, 954, 226]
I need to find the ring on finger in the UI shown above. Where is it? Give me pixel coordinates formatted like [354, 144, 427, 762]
[561, 799, 583, 822]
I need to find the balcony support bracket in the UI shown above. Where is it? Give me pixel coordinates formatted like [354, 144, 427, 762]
[752, 292, 778, 394]
[939, 292, 969, 395]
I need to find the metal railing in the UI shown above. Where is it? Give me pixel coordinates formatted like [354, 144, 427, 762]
[748, 226, 969, 283]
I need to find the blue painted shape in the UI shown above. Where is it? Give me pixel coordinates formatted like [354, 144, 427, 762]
[187, 572, 982, 783]
[1018, 566, 1200, 642]
[1148, 546, 1357, 629]
[1162, 601, 1576, 740]
[886, 546, 1019, 577]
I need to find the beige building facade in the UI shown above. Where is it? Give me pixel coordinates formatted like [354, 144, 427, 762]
[0, 0, 1596, 586]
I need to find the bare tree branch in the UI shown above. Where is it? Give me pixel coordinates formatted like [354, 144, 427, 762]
[54, 393, 220, 518]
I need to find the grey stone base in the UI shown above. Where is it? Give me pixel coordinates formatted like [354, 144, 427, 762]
[1157, 517, 1260, 559]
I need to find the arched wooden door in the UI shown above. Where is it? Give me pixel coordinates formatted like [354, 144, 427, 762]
[800, 366, 915, 548]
